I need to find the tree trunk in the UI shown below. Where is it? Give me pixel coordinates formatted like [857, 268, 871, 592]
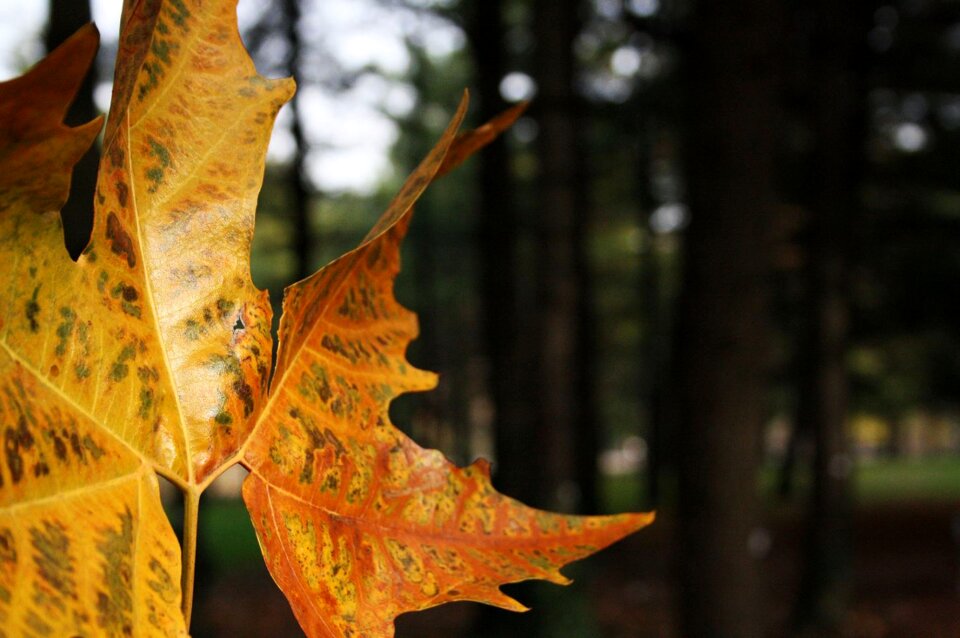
[467, 0, 541, 508]
[675, 0, 783, 635]
[46, 0, 97, 259]
[641, 232, 676, 510]
[533, 0, 598, 515]
[792, 0, 867, 632]
[470, 2, 544, 634]
[281, 0, 312, 280]
[638, 118, 669, 509]
[776, 412, 806, 499]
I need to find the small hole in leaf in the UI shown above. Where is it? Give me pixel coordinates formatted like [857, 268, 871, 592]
[234, 316, 245, 331]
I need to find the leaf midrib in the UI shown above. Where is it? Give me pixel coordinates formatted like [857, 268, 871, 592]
[256, 475, 573, 551]
[123, 114, 194, 485]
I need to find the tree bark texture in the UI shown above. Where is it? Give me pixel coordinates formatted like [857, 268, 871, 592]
[467, 0, 542, 509]
[281, 0, 313, 280]
[470, 2, 545, 634]
[675, 0, 783, 635]
[793, 0, 868, 632]
[532, 0, 599, 514]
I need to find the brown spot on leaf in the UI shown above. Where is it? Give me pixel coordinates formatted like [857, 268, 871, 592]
[50, 430, 67, 461]
[115, 181, 129, 207]
[0, 528, 16, 564]
[1, 429, 20, 484]
[106, 213, 137, 268]
[108, 144, 125, 168]
[325, 428, 346, 458]
[69, 432, 84, 461]
[232, 379, 254, 417]
[4, 415, 35, 485]
[25, 285, 40, 332]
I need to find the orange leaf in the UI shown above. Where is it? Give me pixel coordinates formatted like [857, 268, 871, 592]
[241, 95, 653, 638]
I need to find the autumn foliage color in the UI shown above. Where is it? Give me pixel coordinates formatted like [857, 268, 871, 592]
[0, 2, 652, 636]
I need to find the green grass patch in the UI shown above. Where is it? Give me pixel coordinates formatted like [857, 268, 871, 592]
[855, 456, 960, 503]
[199, 498, 264, 571]
[604, 456, 960, 515]
[761, 456, 960, 504]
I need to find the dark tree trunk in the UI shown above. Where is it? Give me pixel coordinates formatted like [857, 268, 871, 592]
[675, 0, 783, 635]
[532, 0, 598, 515]
[281, 0, 312, 280]
[46, 0, 97, 259]
[467, 0, 541, 507]
[792, 0, 867, 632]
[641, 231, 673, 510]
[637, 119, 670, 509]
[469, 4, 546, 634]
[777, 412, 806, 499]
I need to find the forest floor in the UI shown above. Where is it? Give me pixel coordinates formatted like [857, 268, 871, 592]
[188, 469, 960, 637]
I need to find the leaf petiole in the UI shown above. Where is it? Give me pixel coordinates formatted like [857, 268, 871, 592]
[180, 489, 201, 630]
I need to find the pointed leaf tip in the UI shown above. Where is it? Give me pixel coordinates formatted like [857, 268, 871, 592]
[470, 457, 493, 479]
[0, 26, 103, 217]
[438, 100, 529, 177]
[361, 92, 470, 244]
[0, 22, 99, 134]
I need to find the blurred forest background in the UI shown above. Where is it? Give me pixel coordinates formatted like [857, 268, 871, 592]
[8, 0, 960, 635]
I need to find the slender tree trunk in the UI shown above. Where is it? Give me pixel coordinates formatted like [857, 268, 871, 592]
[468, 0, 541, 508]
[533, 0, 598, 514]
[640, 242, 661, 508]
[638, 118, 666, 509]
[641, 232, 674, 510]
[281, 0, 312, 280]
[777, 412, 806, 499]
[46, 0, 97, 259]
[792, 1, 866, 632]
[469, 5, 546, 635]
[675, 0, 783, 635]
